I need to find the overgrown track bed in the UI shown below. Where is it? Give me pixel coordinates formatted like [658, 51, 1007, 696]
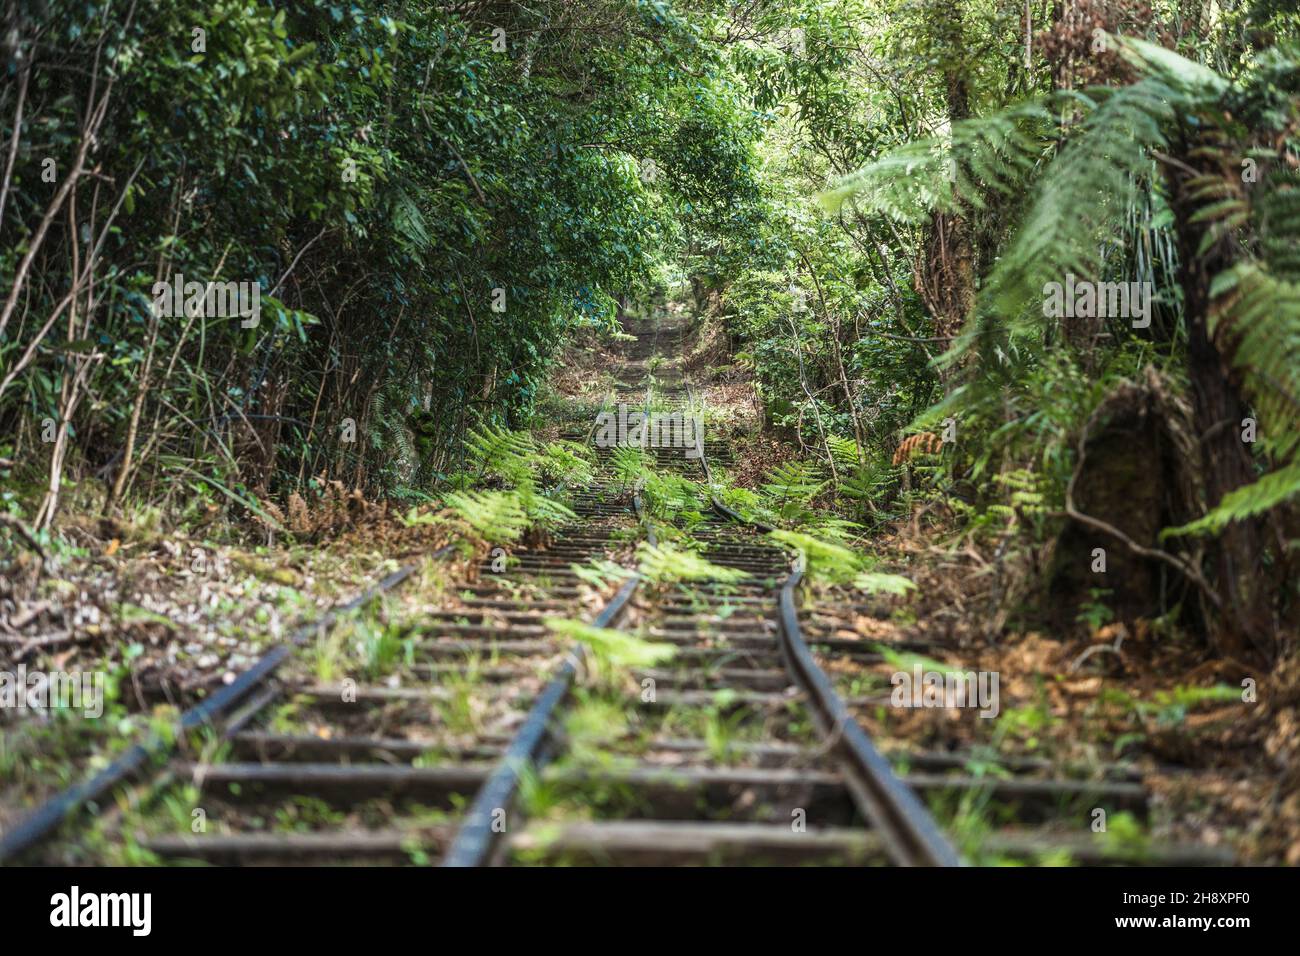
[478, 372, 959, 867]
[0, 317, 1236, 867]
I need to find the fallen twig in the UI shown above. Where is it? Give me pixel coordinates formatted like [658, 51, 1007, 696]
[0, 513, 48, 563]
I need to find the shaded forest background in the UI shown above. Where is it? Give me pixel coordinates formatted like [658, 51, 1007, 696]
[2, 0, 1299, 667]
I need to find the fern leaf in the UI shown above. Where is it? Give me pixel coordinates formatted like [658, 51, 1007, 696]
[441, 490, 529, 544]
[636, 542, 750, 585]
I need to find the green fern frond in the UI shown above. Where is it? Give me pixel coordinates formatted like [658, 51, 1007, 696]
[441, 489, 529, 544]
[640, 470, 709, 523]
[767, 529, 864, 585]
[994, 468, 1054, 515]
[874, 644, 956, 676]
[826, 434, 862, 470]
[1256, 177, 1300, 279]
[1113, 36, 1228, 94]
[819, 99, 1053, 219]
[807, 516, 864, 542]
[636, 542, 750, 585]
[569, 558, 636, 590]
[1165, 261, 1300, 533]
[609, 446, 649, 485]
[1209, 263, 1300, 464]
[712, 484, 778, 526]
[539, 440, 596, 487]
[515, 483, 580, 533]
[838, 460, 896, 504]
[985, 80, 1184, 335]
[368, 387, 415, 465]
[854, 571, 917, 596]
[465, 423, 536, 484]
[762, 460, 827, 504]
[1167, 463, 1300, 537]
[544, 618, 676, 682]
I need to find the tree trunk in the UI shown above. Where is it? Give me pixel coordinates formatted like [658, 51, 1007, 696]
[1169, 151, 1275, 665]
[915, 33, 976, 390]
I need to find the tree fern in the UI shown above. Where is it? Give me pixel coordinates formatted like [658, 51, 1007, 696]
[826, 35, 1300, 534]
[819, 99, 1053, 222]
[1209, 264, 1300, 465]
[983, 76, 1182, 339]
[1170, 263, 1300, 534]
[821, 38, 1219, 345]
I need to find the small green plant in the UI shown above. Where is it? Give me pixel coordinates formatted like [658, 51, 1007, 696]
[1100, 810, 1151, 862]
[357, 621, 410, 680]
[703, 704, 748, 764]
[564, 692, 631, 763]
[1098, 684, 1241, 729]
[1076, 589, 1115, 633]
[433, 662, 486, 736]
[545, 618, 676, 685]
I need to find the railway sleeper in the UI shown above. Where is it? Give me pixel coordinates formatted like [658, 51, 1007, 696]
[503, 821, 1232, 868]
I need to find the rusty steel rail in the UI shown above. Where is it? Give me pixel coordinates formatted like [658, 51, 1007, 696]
[688, 383, 962, 867]
[771, 566, 962, 866]
[440, 573, 640, 867]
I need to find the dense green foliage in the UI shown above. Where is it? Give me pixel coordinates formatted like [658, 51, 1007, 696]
[0, 0, 764, 516]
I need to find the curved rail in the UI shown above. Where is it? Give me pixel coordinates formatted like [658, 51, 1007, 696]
[440, 574, 640, 867]
[689, 384, 961, 867]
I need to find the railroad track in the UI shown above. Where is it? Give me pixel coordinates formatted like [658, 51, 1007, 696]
[1, 314, 1233, 867]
